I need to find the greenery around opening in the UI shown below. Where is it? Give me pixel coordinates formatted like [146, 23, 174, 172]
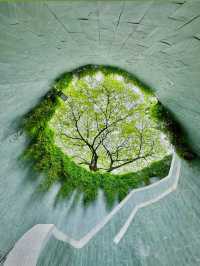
[50, 68, 170, 174]
[21, 65, 195, 207]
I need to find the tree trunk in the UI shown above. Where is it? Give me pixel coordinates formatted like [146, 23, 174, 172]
[89, 153, 98, 171]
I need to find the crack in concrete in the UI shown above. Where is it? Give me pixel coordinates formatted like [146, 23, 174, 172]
[193, 35, 200, 41]
[118, 1, 154, 51]
[96, 2, 101, 44]
[177, 14, 200, 30]
[116, 2, 125, 29]
[107, 1, 126, 54]
[160, 40, 172, 46]
[174, 1, 186, 5]
[136, 43, 149, 48]
[168, 16, 185, 22]
[10, 22, 19, 26]
[126, 21, 140, 25]
[77, 18, 89, 21]
[44, 3, 81, 48]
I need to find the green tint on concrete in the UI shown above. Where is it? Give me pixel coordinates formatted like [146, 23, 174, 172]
[0, 1, 200, 265]
[37, 159, 200, 266]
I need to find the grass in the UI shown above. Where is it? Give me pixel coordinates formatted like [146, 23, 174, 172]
[21, 64, 196, 207]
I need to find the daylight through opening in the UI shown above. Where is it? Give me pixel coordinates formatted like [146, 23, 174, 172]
[50, 67, 172, 175]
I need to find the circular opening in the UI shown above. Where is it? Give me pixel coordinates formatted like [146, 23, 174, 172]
[23, 65, 177, 207]
[50, 67, 172, 175]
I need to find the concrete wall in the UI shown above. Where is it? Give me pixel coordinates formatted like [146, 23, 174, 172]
[0, 1, 200, 265]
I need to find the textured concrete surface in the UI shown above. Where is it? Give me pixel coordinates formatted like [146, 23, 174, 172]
[0, 1, 200, 265]
[4, 224, 54, 266]
[37, 159, 200, 265]
[3, 154, 180, 266]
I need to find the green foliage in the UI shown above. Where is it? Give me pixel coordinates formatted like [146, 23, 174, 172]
[22, 64, 194, 207]
[22, 104, 172, 207]
[150, 101, 196, 160]
[22, 93, 171, 207]
[72, 64, 152, 96]
[51, 67, 167, 173]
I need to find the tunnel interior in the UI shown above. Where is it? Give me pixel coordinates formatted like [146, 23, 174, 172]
[1, 1, 200, 265]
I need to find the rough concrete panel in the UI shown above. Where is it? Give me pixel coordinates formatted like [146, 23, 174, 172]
[0, 1, 200, 265]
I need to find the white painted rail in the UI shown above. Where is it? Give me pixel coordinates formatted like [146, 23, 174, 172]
[113, 152, 181, 244]
[4, 224, 55, 266]
[4, 153, 181, 265]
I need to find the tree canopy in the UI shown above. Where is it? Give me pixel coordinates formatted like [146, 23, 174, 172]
[50, 71, 171, 174]
[22, 65, 195, 206]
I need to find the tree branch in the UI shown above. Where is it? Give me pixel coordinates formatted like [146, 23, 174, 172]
[69, 102, 92, 150]
[107, 154, 150, 172]
[61, 133, 82, 141]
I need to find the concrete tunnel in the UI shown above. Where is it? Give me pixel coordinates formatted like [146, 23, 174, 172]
[1, 1, 200, 265]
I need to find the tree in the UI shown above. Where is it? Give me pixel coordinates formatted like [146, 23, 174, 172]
[50, 72, 169, 173]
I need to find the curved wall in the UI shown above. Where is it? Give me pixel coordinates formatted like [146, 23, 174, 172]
[0, 1, 200, 265]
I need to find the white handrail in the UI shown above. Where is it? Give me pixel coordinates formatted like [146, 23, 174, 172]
[4, 153, 181, 265]
[114, 153, 181, 244]
[4, 224, 55, 266]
